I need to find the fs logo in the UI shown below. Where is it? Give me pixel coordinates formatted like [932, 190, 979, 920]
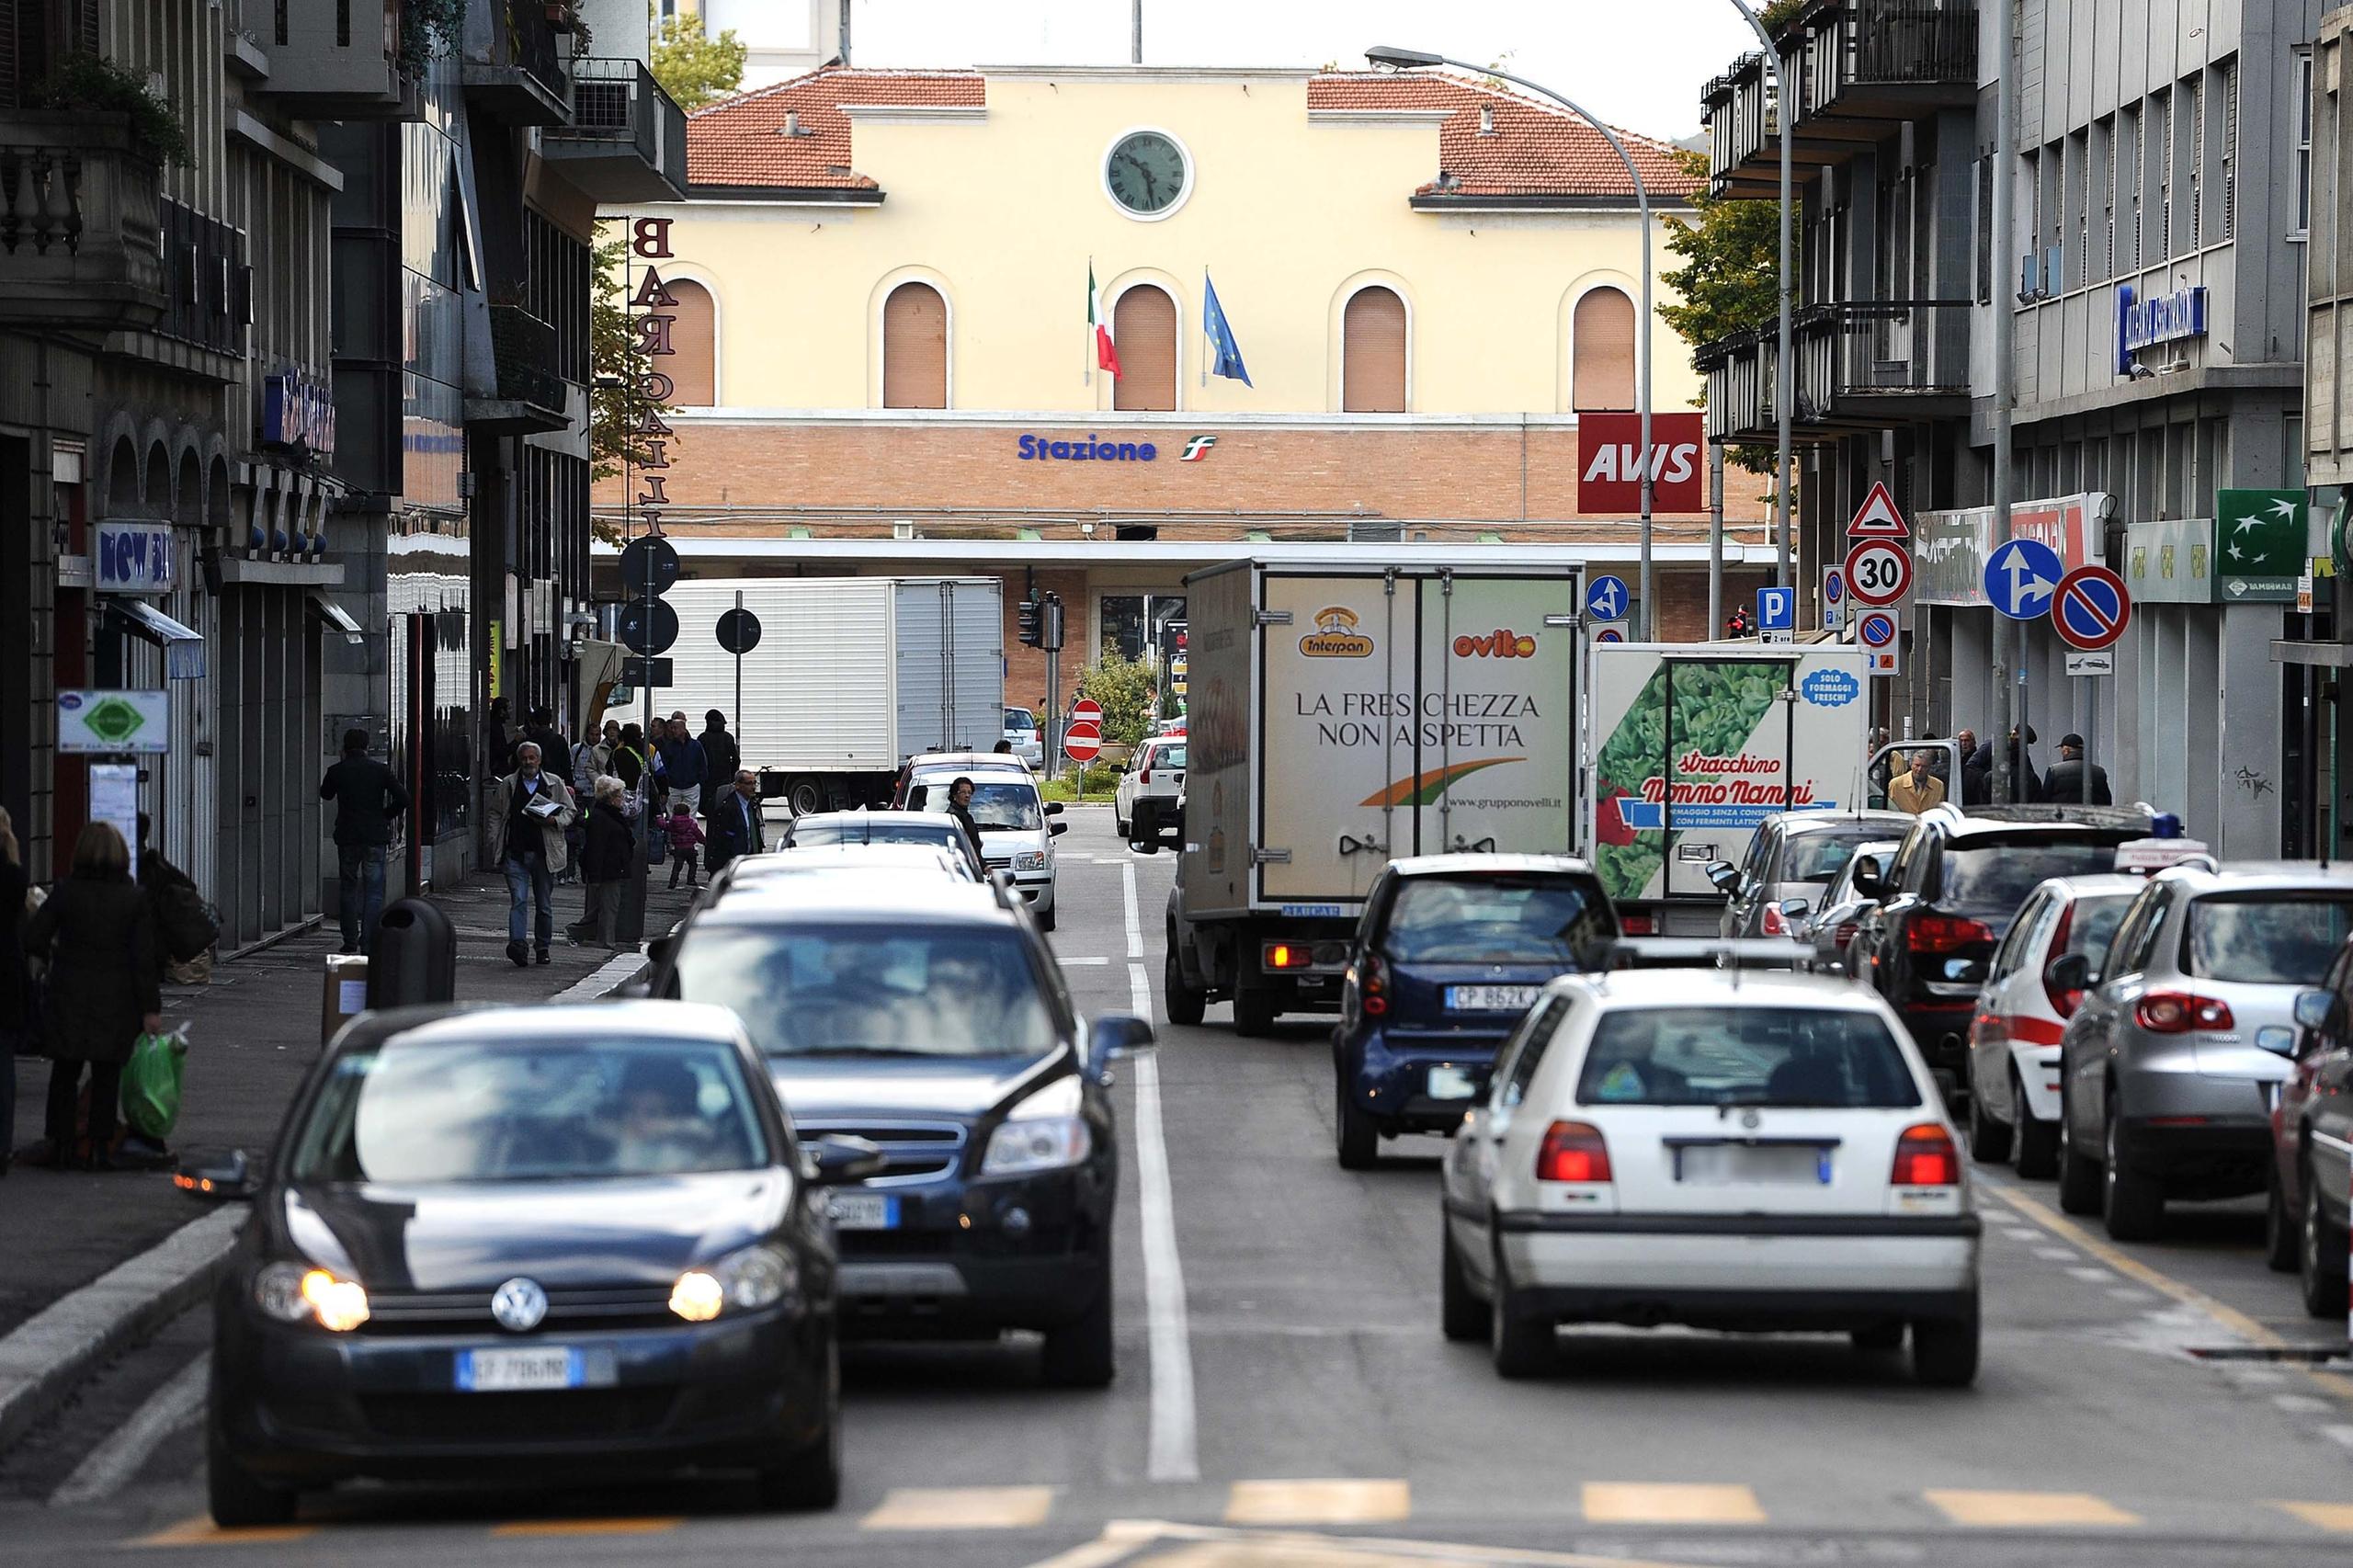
[1453, 628, 1539, 659]
[1178, 435, 1218, 461]
[1298, 605, 1375, 658]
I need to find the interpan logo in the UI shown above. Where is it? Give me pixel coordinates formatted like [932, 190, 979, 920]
[1299, 606, 1374, 658]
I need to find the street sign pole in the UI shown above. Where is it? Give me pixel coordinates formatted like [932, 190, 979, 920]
[733, 589, 744, 764]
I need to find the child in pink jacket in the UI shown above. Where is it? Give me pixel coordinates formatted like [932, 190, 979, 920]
[664, 801, 706, 889]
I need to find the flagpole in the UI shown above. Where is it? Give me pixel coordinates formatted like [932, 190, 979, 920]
[1201, 267, 1209, 389]
[1086, 257, 1093, 389]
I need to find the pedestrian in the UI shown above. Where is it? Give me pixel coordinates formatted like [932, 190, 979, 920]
[993, 739, 1014, 755]
[1726, 604, 1754, 638]
[656, 713, 708, 816]
[612, 722, 650, 800]
[1956, 728, 1992, 806]
[705, 768, 767, 873]
[485, 741, 577, 967]
[0, 807, 27, 1176]
[698, 710, 740, 817]
[137, 813, 218, 984]
[2042, 733, 2113, 805]
[945, 775, 986, 864]
[664, 801, 707, 889]
[20, 823, 160, 1170]
[483, 697, 517, 767]
[319, 728, 410, 955]
[2002, 724, 2042, 804]
[1889, 751, 1948, 815]
[524, 705, 568, 773]
[565, 778, 634, 950]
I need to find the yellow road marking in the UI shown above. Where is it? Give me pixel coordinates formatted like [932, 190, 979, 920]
[1222, 1480, 1412, 1526]
[862, 1484, 1058, 1530]
[1990, 1186, 2353, 1403]
[1581, 1483, 1766, 1525]
[132, 1517, 317, 1548]
[488, 1517, 682, 1537]
[2278, 1501, 2353, 1532]
[1027, 1520, 1739, 1568]
[1924, 1489, 2140, 1528]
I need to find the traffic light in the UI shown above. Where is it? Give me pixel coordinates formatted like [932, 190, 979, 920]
[1043, 595, 1065, 653]
[1017, 599, 1042, 647]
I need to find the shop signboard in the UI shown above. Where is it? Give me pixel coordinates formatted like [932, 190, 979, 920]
[94, 520, 176, 595]
[2125, 516, 2215, 605]
[1575, 412, 1706, 513]
[2212, 490, 2305, 602]
[57, 689, 170, 754]
[1914, 493, 2106, 607]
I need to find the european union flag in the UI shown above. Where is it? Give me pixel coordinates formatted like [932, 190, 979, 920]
[1202, 270, 1252, 387]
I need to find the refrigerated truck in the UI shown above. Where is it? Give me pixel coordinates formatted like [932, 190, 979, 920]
[1166, 558, 1584, 1035]
[658, 576, 1004, 815]
[1582, 642, 1873, 935]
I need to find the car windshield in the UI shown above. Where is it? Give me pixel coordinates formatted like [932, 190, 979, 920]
[908, 777, 1043, 831]
[1938, 841, 2124, 924]
[1575, 1006, 1921, 1108]
[792, 819, 958, 852]
[1382, 875, 1616, 966]
[2065, 893, 2137, 960]
[1153, 744, 1188, 770]
[1004, 710, 1035, 732]
[1782, 824, 1893, 882]
[289, 1038, 768, 1185]
[2183, 894, 2353, 984]
[670, 924, 1059, 1059]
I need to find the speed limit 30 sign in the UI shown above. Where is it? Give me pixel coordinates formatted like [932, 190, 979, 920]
[1844, 538, 1913, 607]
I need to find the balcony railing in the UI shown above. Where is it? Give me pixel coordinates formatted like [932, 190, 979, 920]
[462, 0, 571, 126]
[542, 57, 688, 201]
[1792, 299, 1972, 417]
[255, 0, 414, 119]
[158, 197, 250, 358]
[469, 302, 569, 433]
[0, 115, 165, 332]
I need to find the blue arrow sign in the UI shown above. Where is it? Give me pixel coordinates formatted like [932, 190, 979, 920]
[1984, 537, 2064, 620]
[1756, 586, 1794, 631]
[1586, 575, 1629, 622]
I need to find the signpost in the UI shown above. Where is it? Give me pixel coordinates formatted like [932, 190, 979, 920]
[717, 595, 762, 763]
[1857, 608, 1899, 677]
[1594, 626, 1626, 645]
[617, 597, 679, 657]
[1845, 538, 1912, 607]
[1064, 697, 1104, 767]
[1984, 537, 2065, 803]
[1847, 482, 1909, 539]
[2050, 563, 2131, 803]
[1756, 585, 1794, 644]
[1586, 574, 1630, 623]
[1822, 567, 1845, 631]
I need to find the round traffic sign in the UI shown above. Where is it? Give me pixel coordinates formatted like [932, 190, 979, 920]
[1071, 699, 1103, 723]
[1594, 626, 1626, 644]
[1824, 568, 1845, 604]
[716, 607, 763, 655]
[1857, 609, 1898, 649]
[1063, 719, 1102, 763]
[2052, 563, 2131, 652]
[617, 597, 679, 655]
[1586, 575, 1630, 622]
[1845, 539, 1912, 606]
[620, 535, 680, 597]
[1984, 537, 2064, 620]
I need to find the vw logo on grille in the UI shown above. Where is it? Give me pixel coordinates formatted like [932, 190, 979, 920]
[1740, 1108, 1762, 1131]
[490, 1277, 548, 1332]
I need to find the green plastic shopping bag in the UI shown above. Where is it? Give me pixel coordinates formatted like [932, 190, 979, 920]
[120, 1025, 188, 1142]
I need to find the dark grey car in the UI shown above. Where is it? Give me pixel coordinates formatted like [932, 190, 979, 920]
[1712, 811, 1912, 939]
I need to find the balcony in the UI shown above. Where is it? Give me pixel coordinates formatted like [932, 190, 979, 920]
[1696, 298, 1970, 445]
[466, 303, 570, 434]
[1706, 2, 1978, 199]
[255, 0, 416, 120]
[0, 116, 165, 333]
[542, 58, 688, 201]
[462, 0, 571, 127]
[157, 198, 251, 359]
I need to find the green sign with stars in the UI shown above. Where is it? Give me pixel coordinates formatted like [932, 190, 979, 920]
[2213, 489, 2306, 602]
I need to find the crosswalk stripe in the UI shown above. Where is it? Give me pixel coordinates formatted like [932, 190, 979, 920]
[2279, 1501, 2353, 1533]
[131, 1517, 317, 1547]
[1924, 1490, 2140, 1528]
[1581, 1483, 1766, 1524]
[861, 1485, 1057, 1530]
[1222, 1479, 1412, 1526]
[488, 1518, 682, 1537]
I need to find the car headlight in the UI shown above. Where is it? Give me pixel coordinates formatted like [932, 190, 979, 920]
[981, 1075, 1092, 1176]
[253, 1263, 370, 1332]
[1013, 849, 1048, 871]
[671, 1244, 798, 1322]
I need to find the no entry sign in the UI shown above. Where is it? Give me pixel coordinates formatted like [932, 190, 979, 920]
[2052, 564, 2131, 652]
[1063, 720, 1102, 763]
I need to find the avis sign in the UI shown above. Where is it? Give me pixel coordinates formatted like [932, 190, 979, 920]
[1576, 413, 1704, 513]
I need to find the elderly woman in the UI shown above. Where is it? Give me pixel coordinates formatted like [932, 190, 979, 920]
[22, 823, 160, 1170]
[567, 776, 636, 951]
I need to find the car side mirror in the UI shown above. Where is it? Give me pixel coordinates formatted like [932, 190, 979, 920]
[803, 1134, 888, 1186]
[2045, 952, 2093, 995]
[173, 1148, 258, 1201]
[646, 931, 677, 967]
[1778, 897, 1811, 921]
[1704, 860, 1740, 893]
[1044, 801, 1066, 816]
[1848, 858, 1888, 899]
[2293, 988, 2335, 1031]
[1091, 1012, 1155, 1062]
[1049, 820, 1068, 836]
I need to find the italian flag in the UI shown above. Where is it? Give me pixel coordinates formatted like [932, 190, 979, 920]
[1089, 264, 1120, 379]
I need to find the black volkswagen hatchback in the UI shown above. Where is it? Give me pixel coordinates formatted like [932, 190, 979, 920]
[206, 1001, 875, 1525]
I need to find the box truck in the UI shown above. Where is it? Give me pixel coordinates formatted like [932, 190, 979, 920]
[1165, 558, 1584, 1035]
[654, 577, 1004, 814]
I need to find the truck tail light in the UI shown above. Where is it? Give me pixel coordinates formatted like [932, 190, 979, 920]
[1909, 914, 1994, 955]
[1536, 1120, 1612, 1184]
[2134, 992, 2234, 1033]
[1890, 1123, 1961, 1187]
[1619, 912, 1655, 936]
[1360, 954, 1389, 1017]
[1263, 942, 1310, 971]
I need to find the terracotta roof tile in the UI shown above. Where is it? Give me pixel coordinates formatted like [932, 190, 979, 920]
[687, 67, 984, 189]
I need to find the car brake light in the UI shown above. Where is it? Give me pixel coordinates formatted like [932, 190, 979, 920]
[1360, 954, 1389, 1017]
[1890, 1123, 1961, 1187]
[1834, 921, 1859, 949]
[1263, 942, 1309, 971]
[1536, 1120, 1612, 1183]
[2134, 992, 2234, 1033]
[1908, 914, 1995, 955]
[1760, 902, 1786, 937]
[1139, 767, 1151, 784]
[2042, 904, 2084, 1017]
[1619, 912, 1655, 936]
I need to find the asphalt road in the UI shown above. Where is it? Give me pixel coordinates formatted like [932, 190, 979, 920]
[4, 808, 2350, 1568]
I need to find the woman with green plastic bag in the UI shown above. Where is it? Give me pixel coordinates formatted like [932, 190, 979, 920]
[21, 823, 160, 1171]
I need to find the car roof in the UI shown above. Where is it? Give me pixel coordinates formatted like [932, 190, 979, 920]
[342, 1000, 754, 1053]
[1920, 803, 2156, 839]
[727, 844, 966, 875]
[1386, 853, 1597, 879]
[1772, 810, 1912, 835]
[792, 810, 959, 833]
[1556, 968, 1892, 1014]
[908, 752, 1031, 771]
[695, 879, 1018, 928]
[2032, 872, 2149, 900]
[2148, 862, 2353, 895]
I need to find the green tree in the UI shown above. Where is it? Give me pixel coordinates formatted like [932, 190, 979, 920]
[588, 226, 676, 541]
[651, 12, 748, 110]
[1657, 147, 1791, 477]
[1077, 652, 1157, 750]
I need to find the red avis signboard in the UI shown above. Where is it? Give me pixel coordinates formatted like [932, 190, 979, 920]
[1576, 412, 1706, 514]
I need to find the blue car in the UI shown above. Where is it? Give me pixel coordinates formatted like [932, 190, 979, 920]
[1332, 855, 1618, 1168]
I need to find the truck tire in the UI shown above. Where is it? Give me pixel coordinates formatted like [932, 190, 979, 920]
[1233, 983, 1277, 1038]
[1164, 944, 1206, 1028]
[786, 777, 824, 817]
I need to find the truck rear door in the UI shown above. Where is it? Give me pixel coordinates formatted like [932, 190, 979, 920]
[1257, 572, 1410, 905]
[1416, 572, 1579, 858]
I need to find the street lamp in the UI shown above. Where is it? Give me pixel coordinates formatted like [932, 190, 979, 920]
[1723, 0, 1794, 595]
[1368, 46, 1658, 639]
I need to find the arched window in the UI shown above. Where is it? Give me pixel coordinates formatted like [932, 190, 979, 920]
[1342, 286, 1407, 413]
[881, 281, 948, 409]
[1112, 285, 1176, 411]
[662, 278, 717, 406]
[1573, 287, 1636, 411]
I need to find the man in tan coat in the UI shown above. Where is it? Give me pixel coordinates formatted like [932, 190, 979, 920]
[486, 741, 577, 966]
[1889, 751, 1948, 815]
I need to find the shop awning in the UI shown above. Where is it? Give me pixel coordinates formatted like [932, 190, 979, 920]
[307, 593, 366, 645]
[108, 599, 206, 680]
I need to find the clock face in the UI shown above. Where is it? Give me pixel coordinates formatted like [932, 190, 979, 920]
[1106, 131, 1188, 217]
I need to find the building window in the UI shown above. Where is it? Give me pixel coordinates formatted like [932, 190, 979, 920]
[1571, 287, 1635, 412]
[2098, 115, 2116, 278]
[2124, 104, 2143, 270]
[1342, 286, 1408, 413]
[2221, 60, 2237, 241]
[662, 278, 716, 406]
[2159, 87, 2175, 258]
[881, 280, 947, 409]
[2188, 74, 2203, 248]
[1112, 284, 1177, 411]
[2296, 48, 2314, 239]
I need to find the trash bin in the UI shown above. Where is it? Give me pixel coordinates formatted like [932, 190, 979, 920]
[367, 898, 458, 1009]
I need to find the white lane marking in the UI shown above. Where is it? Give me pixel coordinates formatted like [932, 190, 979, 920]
[2035, 1246, 2080, 1261]
[1131, 1041, 1197, 1483]
[2065, 1266, 2109, 1282]
[1060, 956, 1112, 967]
[51, 1353, 210, 1507]
[2325, 1425, 2353, 1451]
[2276, 1393, 2333, 1414]
[2001, 1227, 2044, 1242]
[1130, 961, 1154, 1025]
[1121, 861, 1143, 959]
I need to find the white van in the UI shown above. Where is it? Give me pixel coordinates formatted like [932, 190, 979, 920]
[904, 760, 1065, 928]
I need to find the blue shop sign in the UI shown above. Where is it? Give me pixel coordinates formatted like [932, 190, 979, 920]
[94, 520, 176, 595]
[2115, 283, 2207, 373]
[1017, 433, 1160, 462]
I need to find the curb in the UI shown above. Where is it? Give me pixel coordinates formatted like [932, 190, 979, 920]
[0, 1208, 244, 1455]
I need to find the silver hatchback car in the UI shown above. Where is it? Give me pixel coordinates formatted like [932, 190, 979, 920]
[2052, 865, 2353, 1240]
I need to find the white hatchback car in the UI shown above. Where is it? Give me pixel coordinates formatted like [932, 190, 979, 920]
[1438, 969, 1980, 1385]
[1115, 735, 1187, 844]
[1962, 874, 2143, 1177]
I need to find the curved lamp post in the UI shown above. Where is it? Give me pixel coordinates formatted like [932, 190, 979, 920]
[1367, 45, 1657, 640]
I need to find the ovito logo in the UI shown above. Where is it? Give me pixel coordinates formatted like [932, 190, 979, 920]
[1454, 628, 1538, 659]
[1299, 606, 1375, 658]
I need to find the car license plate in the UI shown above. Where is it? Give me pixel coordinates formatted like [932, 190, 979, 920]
[1427, 1065, 1479, 1100]
[455, 1346, 582, 1392]
[1447, 984, 1541, 1012]
[828, 1190, 900, 1230]
[1677, 1144, 1833, 1185]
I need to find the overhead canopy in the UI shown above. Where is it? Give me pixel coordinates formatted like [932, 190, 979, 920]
[108, 598, 205, 680]
[307, 592, 365, 645]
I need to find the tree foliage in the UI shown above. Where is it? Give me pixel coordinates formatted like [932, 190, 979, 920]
[1077, 652, 1157, 751]
[651, 13, 748, 110]
[1658, 148, 1791, 476]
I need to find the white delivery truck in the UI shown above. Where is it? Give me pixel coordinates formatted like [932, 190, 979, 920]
[1582, 642, 1872, 934]
[657, 576, 1004, 814]
[1166, 558, 1583, 1035]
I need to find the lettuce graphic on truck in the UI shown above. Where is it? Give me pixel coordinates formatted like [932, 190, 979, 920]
[1586, 646, 1868, 904]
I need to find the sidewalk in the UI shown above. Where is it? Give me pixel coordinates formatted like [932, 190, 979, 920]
[0, 865, 707, 1343]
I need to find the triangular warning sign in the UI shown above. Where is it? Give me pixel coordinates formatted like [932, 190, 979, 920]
[1847, 481, 1908, 539]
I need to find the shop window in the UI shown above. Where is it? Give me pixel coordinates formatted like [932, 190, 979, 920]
[882, 280, 948, 409]
[663, 278, 716, 406]
[1573, 288, 1636, 411]
[1342, 286, 1407, 412]
[1113, 285, 1177, 411]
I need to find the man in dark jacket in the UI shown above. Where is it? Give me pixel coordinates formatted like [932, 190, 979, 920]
[319, 729, 411, 955]
[656, 714, 708, 813]
[523, 706, 569, 777]
[705, 769, 767, 872]
[698, 710, 740, 816]
[2001, 724, 2042, 804]
[1956, 728, 1993, 806]
[2042, 733, 2113, 805]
